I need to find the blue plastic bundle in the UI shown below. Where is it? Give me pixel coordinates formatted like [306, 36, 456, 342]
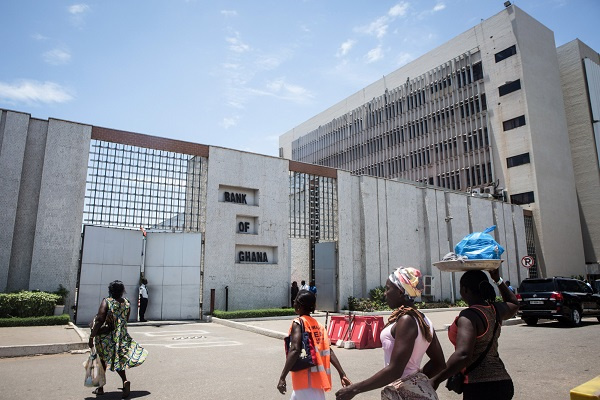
[454, 225, 505, 260]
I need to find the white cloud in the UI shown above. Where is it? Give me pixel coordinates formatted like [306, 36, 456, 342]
[432, 3, 446, 12]
[255, 56, 282, 70]
[226, 33, 251, 53]
[0, 80, 74, 104]
[337, 39, 356, 57]
[221, 10, 238, 17]
[389, 2, 409, 17]
[68, 4, 89, 14]
[43, 48, 72, 65]
[32, 33, 48, 41]
[365, 46, 384, 63]
[220, 116, 239, 129]
[396, 52, 413, 66]
[249, 78, 314, 104]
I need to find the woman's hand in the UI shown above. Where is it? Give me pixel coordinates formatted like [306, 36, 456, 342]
[336, 385, 359, 400]
[489, 268, 500, 283]
[429, 377, 440, 391]
[340, 375, 352, 387]
[88, 337, 94, 349]
[277, 378, 287, 394]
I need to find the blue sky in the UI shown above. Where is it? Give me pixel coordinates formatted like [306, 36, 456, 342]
[1, 1, 598, 157]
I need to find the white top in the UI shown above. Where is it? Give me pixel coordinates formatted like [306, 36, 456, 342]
[139, 284, 148, 299]
[300, 284, 310, 291]
[380, 314, 434, 378]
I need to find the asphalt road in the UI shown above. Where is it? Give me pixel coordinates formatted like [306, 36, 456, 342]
[0, 317, 598, 400]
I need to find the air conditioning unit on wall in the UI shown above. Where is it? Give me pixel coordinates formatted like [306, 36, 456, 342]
[483, 186, 495, 194]
[470, 188, 481, 195]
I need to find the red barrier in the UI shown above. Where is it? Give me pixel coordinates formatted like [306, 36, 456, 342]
[327, 316, 349, 342]
[347, 316, 385, 349]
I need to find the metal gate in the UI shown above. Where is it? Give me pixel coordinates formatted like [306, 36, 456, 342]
[76, 226, 202, 325]
[314, 241, 337, 311]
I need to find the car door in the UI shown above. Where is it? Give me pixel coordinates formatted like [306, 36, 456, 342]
[577, 281, 600, 315]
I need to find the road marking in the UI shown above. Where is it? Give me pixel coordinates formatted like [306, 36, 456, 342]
[138, 330, 209, 337]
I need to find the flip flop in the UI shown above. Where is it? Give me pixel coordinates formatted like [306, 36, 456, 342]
[121, 381, 130, 399]
[92, 388, 104, 395]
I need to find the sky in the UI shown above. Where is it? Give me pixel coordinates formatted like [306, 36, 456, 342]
[1, 1, 599, 157]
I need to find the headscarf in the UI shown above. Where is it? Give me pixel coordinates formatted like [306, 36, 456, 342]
[388, 267, 423, 298]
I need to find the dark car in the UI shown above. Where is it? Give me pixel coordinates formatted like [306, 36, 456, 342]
[516, 277, 600, 326]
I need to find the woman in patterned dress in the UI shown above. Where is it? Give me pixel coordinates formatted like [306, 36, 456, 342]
[88, 280, 148, 398]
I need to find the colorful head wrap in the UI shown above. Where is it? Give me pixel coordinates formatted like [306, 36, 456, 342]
[388, 267, 423, 298]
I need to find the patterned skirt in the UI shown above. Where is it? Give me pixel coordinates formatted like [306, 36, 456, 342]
[381, 372, 439, 400]
[95, 332, 148, 372]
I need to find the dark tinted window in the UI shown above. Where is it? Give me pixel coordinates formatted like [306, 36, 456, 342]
[495, 45, 517, 62]
[577, 281, 593, 294]
[557, 280, 581, 292]
[499, 80, 521, 96]
[511, 191, 535, 205]
[507, 152, 530, 168]
[503, 115, 526, 131]
[473, 62, 484, 81]
[519, 279, 555, 292]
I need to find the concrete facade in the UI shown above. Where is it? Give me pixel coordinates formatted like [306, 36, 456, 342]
[1, 109, 528, 314]
[557, 40, 600, 276]
[279, 5, 587, 279]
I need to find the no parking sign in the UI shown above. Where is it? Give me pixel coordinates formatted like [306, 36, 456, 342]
[521, 255, 535, 268]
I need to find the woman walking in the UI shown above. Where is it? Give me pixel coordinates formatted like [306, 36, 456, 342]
[336, 267, 446, 400]
[88, 280, 148, 398]
[429, 268, 519, 399]
[278, 290, 351, 399]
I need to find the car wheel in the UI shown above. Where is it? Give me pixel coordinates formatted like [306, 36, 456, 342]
[568, 308, 582, 327]
[523, 317, 538, 326]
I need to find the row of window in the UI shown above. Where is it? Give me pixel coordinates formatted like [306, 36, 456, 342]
[507, 152, 530, 168]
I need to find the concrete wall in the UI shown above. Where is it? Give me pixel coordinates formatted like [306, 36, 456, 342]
[202, 147, 290, 312]
[28, 119, 91, 310]
[557, 40, 600, 270]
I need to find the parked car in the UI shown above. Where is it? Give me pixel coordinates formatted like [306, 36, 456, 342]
[516, 277, 600, 326]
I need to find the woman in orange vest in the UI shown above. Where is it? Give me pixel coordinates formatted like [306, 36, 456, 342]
[335, 267, 446, 400]
[278, 290, 351, 399]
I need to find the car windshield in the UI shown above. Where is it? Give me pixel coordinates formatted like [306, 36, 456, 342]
[519, 279, 555, 292]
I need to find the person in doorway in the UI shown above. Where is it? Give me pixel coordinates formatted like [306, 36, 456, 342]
[505, 281, 516, 294]
[429, 269, 519, 400]
[300, 280, 310, 291]
[278, 290, 351, 399]
[138, 278, 148, 322]
[309, 285, 317, 296]
[89, 280, 148, 398]
[291, 281, 299, 308]
[335, 267, 446, 400]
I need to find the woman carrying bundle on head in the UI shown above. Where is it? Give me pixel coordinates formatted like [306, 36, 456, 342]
[278, 289, 351, 400]
[429, 268, 519, 400]
[335, 267, 446, 400]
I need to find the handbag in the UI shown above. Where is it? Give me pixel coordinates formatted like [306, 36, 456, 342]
[284, 318, 317, 371]
[446, 306, 500, 394]
[89, 313, 115, 336]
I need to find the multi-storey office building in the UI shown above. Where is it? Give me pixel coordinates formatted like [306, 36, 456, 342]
[557, 39, 600, 279]
[280, 5, 587, 279]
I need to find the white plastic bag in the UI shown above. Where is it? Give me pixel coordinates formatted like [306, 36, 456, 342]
[83, 351, 106, 387]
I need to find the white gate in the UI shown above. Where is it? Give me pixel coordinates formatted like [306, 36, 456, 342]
[76, 226, 202, 325]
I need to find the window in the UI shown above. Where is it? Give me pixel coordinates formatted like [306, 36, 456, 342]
[495, 45, 517, 62]
[473, 62, 483, 81]
[507, 152, 530, 168]
[510, 191, 535, 205]
[503, 115, 526, 131]
[499, 79, 521, 96]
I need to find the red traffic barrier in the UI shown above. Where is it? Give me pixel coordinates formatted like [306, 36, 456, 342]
[348, 316, 385, 349]
[328, 315, 349, 342]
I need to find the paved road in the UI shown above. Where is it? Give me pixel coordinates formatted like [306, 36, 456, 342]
[0, 317, 598, 399]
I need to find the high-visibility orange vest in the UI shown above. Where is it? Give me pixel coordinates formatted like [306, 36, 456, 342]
[290, 315, 332, 391]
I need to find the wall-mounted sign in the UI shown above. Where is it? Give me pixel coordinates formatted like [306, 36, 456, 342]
[236, 215, 258, 234]
[219, 185, 258, 206]
[235, 245, 277, 264]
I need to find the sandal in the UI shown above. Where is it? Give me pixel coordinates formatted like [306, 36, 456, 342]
[92, 387, 104, 395]
[122, 381, 131, 399]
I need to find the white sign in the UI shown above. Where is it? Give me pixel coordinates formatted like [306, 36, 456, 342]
[521, 255, 535, 268]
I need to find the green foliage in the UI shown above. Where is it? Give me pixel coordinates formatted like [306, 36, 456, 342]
[53, 285, 70, 305]
[414, 301, 453, 309]
[454, 299, 468, 307]
[213, 308, 296, 319]
[0, 291, 61, 318]
[347, 296, 391, 312]
[0, 314, 70, 327]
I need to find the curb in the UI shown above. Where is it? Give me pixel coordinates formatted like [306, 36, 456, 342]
[0, 323, 88, 358]
[212, 317, 287, 340]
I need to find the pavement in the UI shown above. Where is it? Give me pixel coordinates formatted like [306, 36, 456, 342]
[0, 308, 524, 358]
